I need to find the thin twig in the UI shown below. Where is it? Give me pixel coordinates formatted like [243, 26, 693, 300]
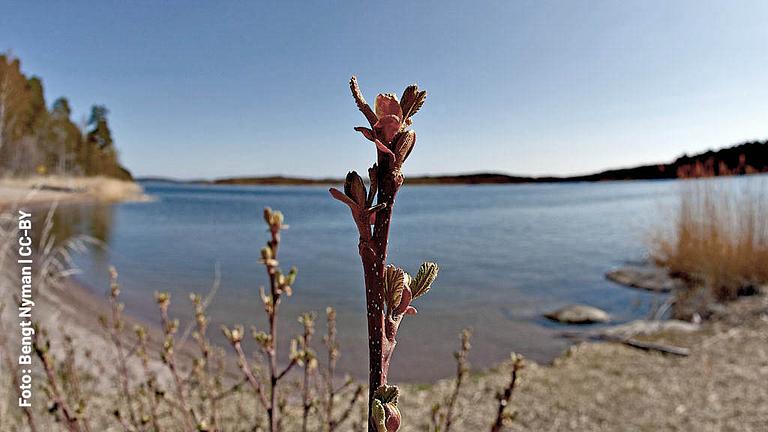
[444, 329, 471, 432]
[33, 325, 85, 432]
[104, 267, 140, 430]
[156, 293, 200, 430]
[490, 354, 524, 432]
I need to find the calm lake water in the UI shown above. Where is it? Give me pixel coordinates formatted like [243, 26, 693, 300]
[47, 177, 758, 382]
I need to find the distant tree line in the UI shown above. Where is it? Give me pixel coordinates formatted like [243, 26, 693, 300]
[570, 140, 768, 182]
[0, 53, 132, 179]
[672, 141, 768, 178]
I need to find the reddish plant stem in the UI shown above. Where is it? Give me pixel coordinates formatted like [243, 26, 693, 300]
[341, 76, 428, 431]
[359, 154, 403, 431]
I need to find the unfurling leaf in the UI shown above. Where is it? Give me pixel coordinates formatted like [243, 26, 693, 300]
[374, 115, 402, 144]
[252, 329, 270, 347]
[155, 291, 170, 306]
[260, 246, 273, 261]
[329, 187, 357, 209]
[393, 285, 412, 316]
[222, 325, 244, 344]
[286, 266, 298, 285]
[298, 311, 315, 331]
[354, 126, 375, 142]
[383, 265, 411, 312]
[350, 76, 378, 126]
[263, 207, 284, 229]
[374, 384, 398, 403]
[367, 203, 387, 214]
[366, 164, 378, 206]
[384, 403, 401, 432]
[411, 262, 439, 299]
[344, 171, 367, 206]
[270, 211, 284, 227]
[400, 85, 427, 120]
[372, 385, 401, 432]
[374, 139, 396, 160]
[375, 93, 403, 121]
[372, 399, 387, 432]
[393, 130, 416, 165]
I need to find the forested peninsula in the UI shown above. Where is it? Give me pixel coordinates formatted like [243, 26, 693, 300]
[0, 54, 131, 180]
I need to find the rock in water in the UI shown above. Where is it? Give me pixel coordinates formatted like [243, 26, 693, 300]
[606, 266, 684, 293]
[545, 305, 610, 324]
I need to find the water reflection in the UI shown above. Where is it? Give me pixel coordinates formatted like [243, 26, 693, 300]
[33, 202, 114, 262]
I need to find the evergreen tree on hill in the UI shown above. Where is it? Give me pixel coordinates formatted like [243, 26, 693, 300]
[0, 53, 132, 179]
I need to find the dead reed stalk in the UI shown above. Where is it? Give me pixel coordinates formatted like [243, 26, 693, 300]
[651, 180, 768, 311]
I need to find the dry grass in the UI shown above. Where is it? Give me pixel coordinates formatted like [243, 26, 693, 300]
[651, 179, 768, 306]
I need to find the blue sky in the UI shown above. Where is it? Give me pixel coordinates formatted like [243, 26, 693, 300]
[2, 1, 766, 179]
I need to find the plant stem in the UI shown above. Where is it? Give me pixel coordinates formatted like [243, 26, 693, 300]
[362, 156, 402, 431]
[444, 329, 471, 432]
[325, 309, 338, 431]
[301, 321, 313, 432]
[267, 226, 281, 432]
[33, 328, 85, 432]
[490, 356, 523, 432]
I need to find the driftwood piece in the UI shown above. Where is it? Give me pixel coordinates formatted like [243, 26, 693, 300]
[561, 319, 699, 341]
[563, 333, 692, 357]
[597, 319, 699, 339]
[609, 337, 690, 357]
[561, 319, 694, 357]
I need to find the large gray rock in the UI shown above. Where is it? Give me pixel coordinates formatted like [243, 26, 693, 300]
[606, 266, 685, 293]
[545, 305, 610, 324]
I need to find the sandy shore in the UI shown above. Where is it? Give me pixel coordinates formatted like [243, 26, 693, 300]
[403, 294, 768, 431]
[0, 176, 150, 209]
